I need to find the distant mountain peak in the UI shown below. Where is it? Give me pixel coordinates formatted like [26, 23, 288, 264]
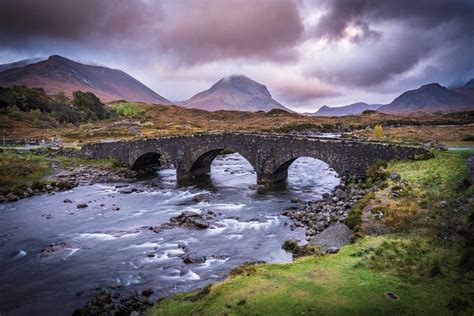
[465, 78, 474, 88]
[0, 55, 171, 104]
[310, 102, 380, 116]
[421, 82, 443, 88]
[181, 75, 288, 112]
[379, 81, 473, 114]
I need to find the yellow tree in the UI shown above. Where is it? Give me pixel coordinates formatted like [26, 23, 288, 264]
[374, 124, 383, 138]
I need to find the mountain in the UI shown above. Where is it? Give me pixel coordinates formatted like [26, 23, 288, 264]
[0, 55, 171, 104]
[308, 102, 382, 116]
[379, 83, 474, 114]
[0, 57, 44, 73]
[464, 78, 474, 88]
[180, 75, 290, 112]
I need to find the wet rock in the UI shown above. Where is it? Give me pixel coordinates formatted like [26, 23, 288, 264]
[77, 203, 88, 209]
[311, 223, 353, 251]
[182, 254, 207, 264]
[193, 218, 209, 229]
[315, 222, 326, 231]
[290, 197, 301, 203]
[118, 187, 137, 194]
[39, 241, 73, 258]
[192, 194, 210, 203]
[390, 172, 401, 181]
[169, 211, 212, 229]
[40, 213, 54, 220]
[325, 247, 340, 254]
[63, 198, 73, 203]
[141, 288, 154, 297]
[6, 193, 19, 202]
[335, 189, 346, 199]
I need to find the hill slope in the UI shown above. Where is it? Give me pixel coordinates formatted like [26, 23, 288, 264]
[0, 55, 171, 104]
[309, 102, 382, 116]
[379, 83, 473, 114]
[181, 75, 290, 112]
[0, 58, 43, 73]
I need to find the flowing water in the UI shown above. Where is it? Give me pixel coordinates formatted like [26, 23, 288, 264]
[0, 154, 339, 315]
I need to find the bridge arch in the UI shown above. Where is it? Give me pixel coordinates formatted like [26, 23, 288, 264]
[131, 152, 162, 171]
[186, 147, 258, 179]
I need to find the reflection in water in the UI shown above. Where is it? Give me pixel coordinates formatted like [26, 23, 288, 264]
[0, 153, 338, 316]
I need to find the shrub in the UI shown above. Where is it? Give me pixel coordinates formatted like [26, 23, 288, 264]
[345, 192, 375, 232]
[111, 102, 143, 117]
[366, 238, 453, 279]
[374, 124, 383, 138]
[282, 240, 322, 258]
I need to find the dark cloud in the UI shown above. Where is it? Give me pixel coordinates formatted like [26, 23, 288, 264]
[313, 0, 473, 42]
[0, 0, 161, 45]
[309, 0, 474, 87]
[155, 0, 303, 65]
[0, 0, 303, 65]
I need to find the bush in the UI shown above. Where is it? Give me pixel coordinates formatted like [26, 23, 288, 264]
[282, 240, 322, 258]
[366, 238, 453, 279]
[0, 86, 111, 125]
[374, 124, 383, 138]
[111, 102, 143, 117]
[366, 160, 389, 183]
[345, 192, 375, 232]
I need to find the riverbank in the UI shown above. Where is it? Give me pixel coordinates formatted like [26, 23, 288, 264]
[0, 148, 132, 202]
[149, 150, 474, 315]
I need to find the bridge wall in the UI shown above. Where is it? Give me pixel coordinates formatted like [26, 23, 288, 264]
[79, 133, 427, 184]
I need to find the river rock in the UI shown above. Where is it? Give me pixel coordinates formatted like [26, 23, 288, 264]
[390, 172, 401, 181]
[335, 189, 346, 199]
[118, 187, 137, 194]
[77, 203, 88, 209]
[39, 241, 73, 258]
[311, 223, 353, 251]
[6, 193, 19, 202]
[192, 194, 210, 203]
[325, 246, 340, 254]
[141, 288, 154, 296]
[291, 197, 301, 203]
[182, 254, 207, 264]
[168, 211, 213, 229]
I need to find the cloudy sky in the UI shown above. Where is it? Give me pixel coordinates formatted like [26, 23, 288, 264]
[0, 0, 473, 112]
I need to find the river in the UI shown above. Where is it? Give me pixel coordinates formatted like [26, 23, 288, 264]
[0, 153, 339, 315]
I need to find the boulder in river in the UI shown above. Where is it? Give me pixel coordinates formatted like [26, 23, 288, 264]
[182, 254, 207, 264]
[192, 194, 210, 203]
[169, 211, 212, 229]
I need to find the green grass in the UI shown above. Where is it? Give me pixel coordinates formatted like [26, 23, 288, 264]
[0, 149, 125, 193]
[149, 150, 474, 316]
[0, 150, 51, 189]
[111, 102, 143, 117]
[387, 150, 474, 201]
[149, 238, 474, 316]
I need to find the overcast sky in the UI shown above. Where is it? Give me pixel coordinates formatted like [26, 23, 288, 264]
[0, 0, 473, 112]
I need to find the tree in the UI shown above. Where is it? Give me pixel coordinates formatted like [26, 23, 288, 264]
[374, 124, 383, 138]
[72, 91, 110, 121]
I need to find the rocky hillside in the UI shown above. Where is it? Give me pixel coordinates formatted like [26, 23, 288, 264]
[0, 55, 171, 104]
[0, 57, 43, 72]
[180, 75, 290, 112]
[379, 82, 474, 114]
[309, 102, 382, 116]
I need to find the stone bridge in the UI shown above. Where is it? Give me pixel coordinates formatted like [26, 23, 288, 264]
[79, 133, 427, 184]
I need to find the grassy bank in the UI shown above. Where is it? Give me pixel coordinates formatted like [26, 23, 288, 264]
[149, 150, 474, 315]
[0, 149, 124, 194]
